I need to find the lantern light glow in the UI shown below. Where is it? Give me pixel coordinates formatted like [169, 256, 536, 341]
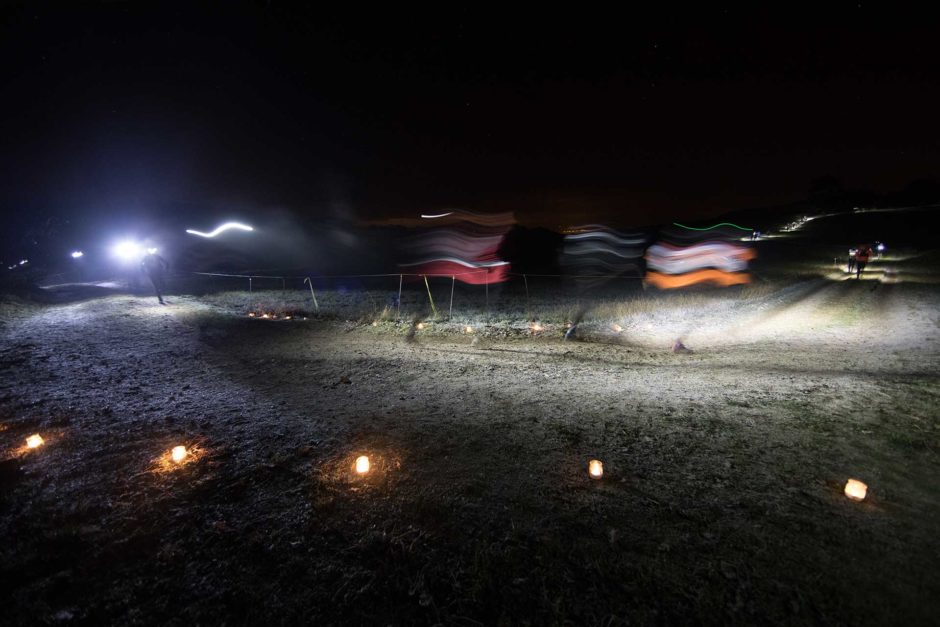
[171, 446, 187, 463]
[844, 478, 868, 501]
[588, 459, 603, 479]
[70, 251, 84, 259]
[355, 455, 370, 474]
[26, 434, 44, 449]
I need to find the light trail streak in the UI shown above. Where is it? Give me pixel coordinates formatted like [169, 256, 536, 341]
[673, 222, 752, 231]
[185, 222, 254, 238]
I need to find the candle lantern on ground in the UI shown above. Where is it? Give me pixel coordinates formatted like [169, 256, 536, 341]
[355, 455, 370, 474]
[844, 478, 867, 501]
[171, 446, 188, 463]
[26, 434, 44, 449]
[588, 459, 603, 479]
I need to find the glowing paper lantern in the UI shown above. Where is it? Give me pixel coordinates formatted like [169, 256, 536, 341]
[465, 326, 473, 333]
[844, 479, 868, 501]
[171, 446, 187, 463]
[355, 455, 370, 474]
[611, 324, 623, 333]
[588, 459, 603, 479]
[417, 323, 425, 330]
[26, 434, 44, 448]
[248, 312, 256, 317]
[530, 323, 543, 332]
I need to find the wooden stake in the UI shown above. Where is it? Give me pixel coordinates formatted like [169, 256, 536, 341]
[304, 277, 319, 310]
[397, 274, 403, 320]
[424, 275, 438, 317]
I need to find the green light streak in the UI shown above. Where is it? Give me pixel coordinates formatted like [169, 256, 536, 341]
[673, 222, 752, 231]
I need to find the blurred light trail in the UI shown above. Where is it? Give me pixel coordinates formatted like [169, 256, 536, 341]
[401, 211, 514, 284]
[412, 209, 515, 228]
[185, 222, 254, 238]
[400, 258, 510, 284]
[646, 269, 750, 288]
[646, 242, 756, 273]
[561, 225, 647, 288]
[673, 222, 752, 231]
[403, 229, 505, 259]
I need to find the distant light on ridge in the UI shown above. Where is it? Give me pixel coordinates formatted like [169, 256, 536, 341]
[112, 241, 143, 261]
[185, 222, 254, 238]
[71, 251, 84, 259]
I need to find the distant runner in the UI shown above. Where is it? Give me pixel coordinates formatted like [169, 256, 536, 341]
[141, 252, 170, 304]
[854, 244, 872, 280]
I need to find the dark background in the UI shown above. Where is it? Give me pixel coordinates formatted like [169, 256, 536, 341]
[2, 2, 938, 267]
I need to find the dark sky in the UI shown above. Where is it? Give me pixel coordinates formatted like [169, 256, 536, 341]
[2, 2, 939, 231]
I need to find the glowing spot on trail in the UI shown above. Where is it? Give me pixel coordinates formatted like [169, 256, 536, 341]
[844, 479, 867, 501]
[355, 456, 370, 474]
[588, 459, 603, 479]
[185, 222, 254, 238]
[26, 434, 44, 448]
[171, 446, 187, 463]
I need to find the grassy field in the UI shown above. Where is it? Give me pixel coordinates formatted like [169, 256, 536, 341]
[0, 244, 938, 625]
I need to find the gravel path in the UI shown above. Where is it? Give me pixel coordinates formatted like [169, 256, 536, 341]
[1, 276, 937, 625]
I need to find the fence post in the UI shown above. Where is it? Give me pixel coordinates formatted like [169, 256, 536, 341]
[484, 269, 489, 317]
[449, 275, 455, 319]
[304, 277, 319, 310]
[397, 274, 403, 320]
[423, 275, 438, 317]
[523, 273, 529, 315]
[249, 277, 252, 293]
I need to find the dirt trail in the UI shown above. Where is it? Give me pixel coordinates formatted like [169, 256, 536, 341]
[0, 282, 938, 625]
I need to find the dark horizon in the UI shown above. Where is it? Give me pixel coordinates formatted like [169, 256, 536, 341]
[2, 3, 939, 233]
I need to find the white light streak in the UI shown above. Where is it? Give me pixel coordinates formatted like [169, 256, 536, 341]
[420, 212, 454, 219]
[185, 222, 254, 238]
[71, 251, 84, 259]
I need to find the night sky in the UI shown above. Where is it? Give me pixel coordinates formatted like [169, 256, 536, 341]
[2, 3, 938, 233]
